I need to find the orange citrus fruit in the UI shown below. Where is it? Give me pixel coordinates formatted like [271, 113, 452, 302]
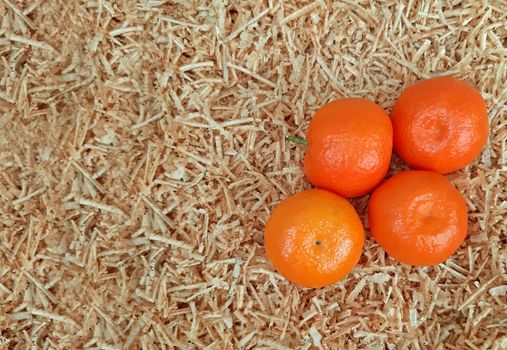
[264, 189, 364, 288]
[303, 98, 392, 197]
[368, 170, 468, 266]
[392, 76, 489, 174]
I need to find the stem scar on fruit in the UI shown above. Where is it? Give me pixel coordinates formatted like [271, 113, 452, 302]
[264, 189, 364, 288]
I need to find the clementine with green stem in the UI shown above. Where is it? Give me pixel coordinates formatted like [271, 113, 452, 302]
[288, 98, 393, 198]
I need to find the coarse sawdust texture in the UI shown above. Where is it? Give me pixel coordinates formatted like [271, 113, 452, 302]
[0, 0, 506, 349]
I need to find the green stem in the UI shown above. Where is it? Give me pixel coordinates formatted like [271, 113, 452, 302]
[285, 135, 308, 146]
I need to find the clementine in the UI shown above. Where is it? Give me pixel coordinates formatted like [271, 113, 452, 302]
[264, 189, 364, 288]
[302, 98, 392, 197]
[368, 170, 468, 266]
[392, 76, 489, 174]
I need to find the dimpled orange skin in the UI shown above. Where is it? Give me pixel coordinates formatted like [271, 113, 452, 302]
[264, 189, 364, 288]
[392, 77, 489, 174]
[368, 171, 468, 266]
[304, 98, 393, 198]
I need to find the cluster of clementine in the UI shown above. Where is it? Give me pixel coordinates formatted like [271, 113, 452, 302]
[264, 77, 488, 288]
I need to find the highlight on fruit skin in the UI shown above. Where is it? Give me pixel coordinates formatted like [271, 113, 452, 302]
[368, 170, 468, 266]
[264, 189, 364, 288]
[301, 98, 393, 198]
[391, 76, 489, 174]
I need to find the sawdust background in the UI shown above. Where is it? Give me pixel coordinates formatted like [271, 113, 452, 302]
[0, 0, 506, 349]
